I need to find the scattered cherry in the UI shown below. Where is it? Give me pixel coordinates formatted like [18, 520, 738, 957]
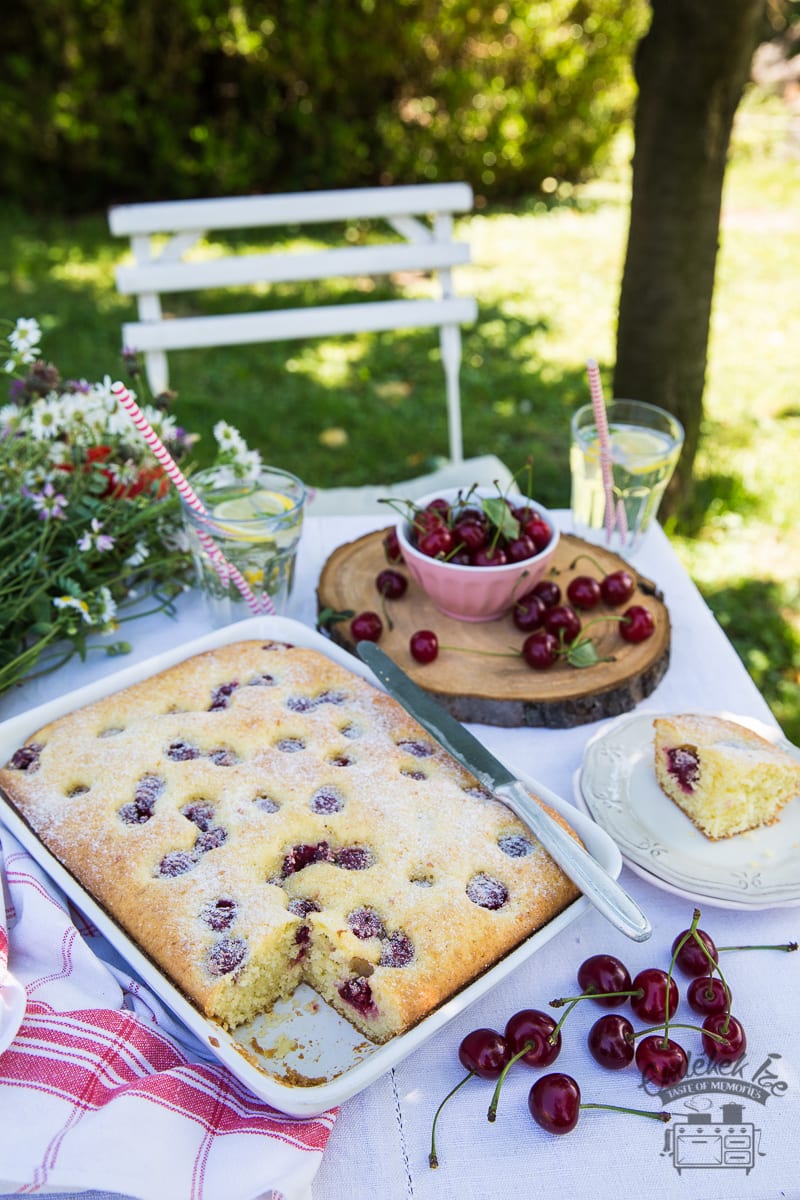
[543, 604, 582, 644]
[635, 1035, 688, 1087]
[672, 926, 719, 976]
[566, 575, 602, 610]
[410, 629, 439, 664]
[504, 1009, 562, 1067]
[568, 554, 636, 606]
[687, 976, 730, 1017]
[619, 604, 655, 643]
[577, 954, 633, 1006]
[629, 968, 679, 1024]
[458, 1027, 510, 1078]
[601, 569, 636, 606]
[513, 592, 546, 632]
[522, 630, 560, 670]
[587, 1013, 635, 1070]
[382, 528, 403, 563]
[528, 1072, 670, 1136]
[531, 579, 561, 608]
[350, 611, 383, 642]
[528, 1071, 581, 1135]
[375, 568, 407, 600]
[701, 1013, 747, 1063]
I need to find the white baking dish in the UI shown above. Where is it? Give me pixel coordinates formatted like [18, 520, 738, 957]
[0, 616, 620, 1116]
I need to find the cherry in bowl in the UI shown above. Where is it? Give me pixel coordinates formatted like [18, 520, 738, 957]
[395, 486, 560, 623]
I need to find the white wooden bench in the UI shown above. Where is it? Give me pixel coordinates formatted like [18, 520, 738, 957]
[108, 184, 480, 465]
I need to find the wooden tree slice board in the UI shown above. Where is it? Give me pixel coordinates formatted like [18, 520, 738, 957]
[317, 530, 671, 728]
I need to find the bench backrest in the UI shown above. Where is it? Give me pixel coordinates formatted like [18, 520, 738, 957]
[108, 183, 477, 462]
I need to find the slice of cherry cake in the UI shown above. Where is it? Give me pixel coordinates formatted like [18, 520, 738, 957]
[653, 713, 800, 840]
[0, 641, 580, 1047]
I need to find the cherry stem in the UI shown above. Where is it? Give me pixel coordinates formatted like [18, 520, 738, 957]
[487, 1044, 530, 1123]
[689, 919, 733, 1031]
[377, 589, 394, 632]
[568, 552, 611, 578]
[580, 1103, 671, 1124]
[664, 908, 701, 1039]
[438, 644, 520, 659]
[633, 1021, 730, 1046]
[550, 988, 642, 1008]
[429, 1070, 474, 1168]
[550, 995, 582, 1040]
[508, 568, 533, 603]
[717, 941, 798, 953]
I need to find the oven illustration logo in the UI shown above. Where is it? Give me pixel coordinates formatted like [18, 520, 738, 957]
[654, 1052, 788, 1176]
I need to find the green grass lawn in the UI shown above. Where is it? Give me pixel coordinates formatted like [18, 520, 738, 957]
[2, 87, 798, 738]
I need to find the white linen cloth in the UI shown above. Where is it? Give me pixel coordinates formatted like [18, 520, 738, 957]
[1, 513, 799, 1200]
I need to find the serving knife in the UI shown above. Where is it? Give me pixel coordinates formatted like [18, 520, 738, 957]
[357, 641, 651, 942]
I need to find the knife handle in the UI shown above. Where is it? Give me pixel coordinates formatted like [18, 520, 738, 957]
[495, 780, 652, 942]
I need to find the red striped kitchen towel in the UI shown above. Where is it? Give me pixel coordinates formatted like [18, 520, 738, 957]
[0, 827, 336, 1200]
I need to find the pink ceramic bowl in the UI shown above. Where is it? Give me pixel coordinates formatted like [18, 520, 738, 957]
[396, 487, 560, 622]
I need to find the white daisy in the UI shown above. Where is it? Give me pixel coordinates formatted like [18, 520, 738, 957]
[9, 317, 42, 351]
[53, 594, 91, 622]
[214, 420, 247, 456]
[28, 396, 67, 441]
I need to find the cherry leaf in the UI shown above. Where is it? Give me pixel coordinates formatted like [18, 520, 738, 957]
[481, 496, 518, 540]
[566, 638, 601, 668]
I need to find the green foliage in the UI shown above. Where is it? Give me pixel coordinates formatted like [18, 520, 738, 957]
[0, 319, 264, 699]
[0, 0, 647, 211]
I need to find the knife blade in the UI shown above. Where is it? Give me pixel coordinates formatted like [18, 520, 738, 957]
[357, 641, 651, 942]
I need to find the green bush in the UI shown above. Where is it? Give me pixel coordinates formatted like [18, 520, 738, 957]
[1, 0, 648, 211]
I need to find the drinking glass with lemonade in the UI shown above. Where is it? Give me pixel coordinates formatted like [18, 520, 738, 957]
[180, 465, 306, 623]
[570, 399, 684, 555]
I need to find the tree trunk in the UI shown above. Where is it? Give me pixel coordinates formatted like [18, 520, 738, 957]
[614, 0, 765, 509]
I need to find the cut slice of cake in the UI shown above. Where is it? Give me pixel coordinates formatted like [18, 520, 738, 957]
[653, 714, 800, 840]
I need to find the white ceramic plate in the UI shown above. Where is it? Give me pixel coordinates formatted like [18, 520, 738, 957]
[574, 710, 800, 910]
[0, 616, 620, 1115]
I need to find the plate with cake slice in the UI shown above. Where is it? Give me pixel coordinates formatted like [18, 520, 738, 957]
[574, 710, 800, 909]
[0, 616, 619, 1116]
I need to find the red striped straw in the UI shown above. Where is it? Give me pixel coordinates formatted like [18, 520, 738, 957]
[110, 382, 274, 616]
[585, 359, 618, 544]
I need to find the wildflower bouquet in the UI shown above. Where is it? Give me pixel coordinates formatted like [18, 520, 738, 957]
[0, 318, 262, 699]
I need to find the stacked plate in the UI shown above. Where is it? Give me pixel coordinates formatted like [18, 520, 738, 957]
[574, 711, 800, 910]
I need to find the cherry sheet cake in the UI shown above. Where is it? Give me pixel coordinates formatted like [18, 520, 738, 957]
[0, 641, 580, 1045]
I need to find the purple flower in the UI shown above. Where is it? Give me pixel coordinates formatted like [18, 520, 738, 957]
[29, 481, 68, 520]
[77, 518, 115, 553]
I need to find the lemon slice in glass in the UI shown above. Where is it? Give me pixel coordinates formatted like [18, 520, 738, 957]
[611, 428, 673, 474]
[212, 489, 294, 540]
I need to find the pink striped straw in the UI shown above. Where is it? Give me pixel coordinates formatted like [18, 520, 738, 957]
[585, 359, 619, 545]
[110, 382, 274, 616]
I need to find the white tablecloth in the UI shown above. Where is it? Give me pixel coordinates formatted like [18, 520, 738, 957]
[2, 514, 799, 1200]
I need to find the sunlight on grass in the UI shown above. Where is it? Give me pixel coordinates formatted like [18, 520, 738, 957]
[0, 84, 798, 735]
